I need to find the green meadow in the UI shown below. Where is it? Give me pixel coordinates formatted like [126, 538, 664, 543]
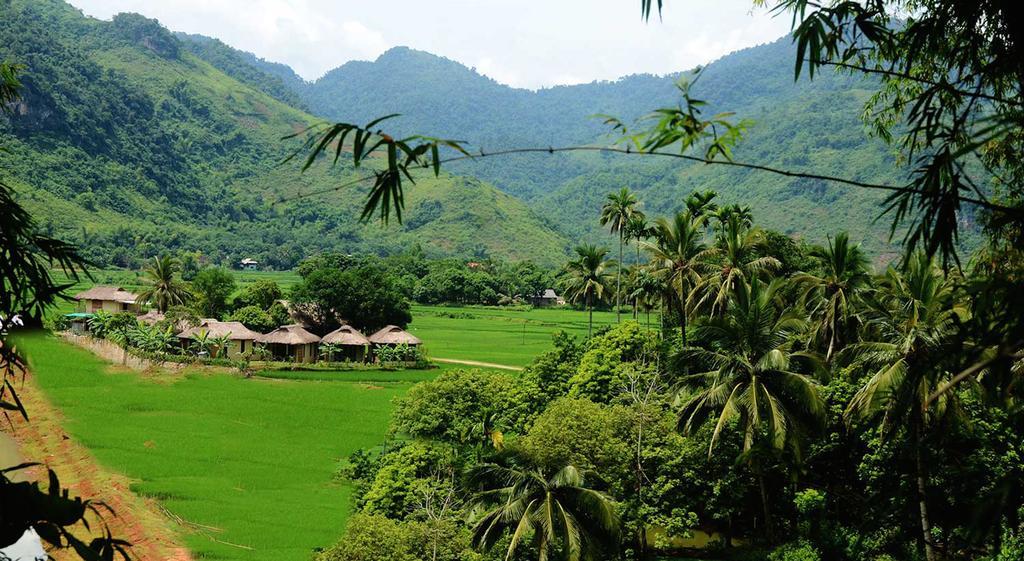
[17, 332, 411, 561]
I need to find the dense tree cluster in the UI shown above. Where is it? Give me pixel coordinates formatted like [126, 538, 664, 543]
[288, 248, 556, 333]
[323, 190, 1024, 561]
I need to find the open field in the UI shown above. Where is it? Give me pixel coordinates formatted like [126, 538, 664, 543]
[14, 332, 419, 561]
[409, 304, 659, 367]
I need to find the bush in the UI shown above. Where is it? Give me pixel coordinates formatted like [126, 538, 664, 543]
[768, 540, 821, 561]
[374, 343, 424, 365]
[47, 315, 71, 332]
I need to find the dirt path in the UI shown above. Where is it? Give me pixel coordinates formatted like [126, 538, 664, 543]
[7, 371, 191, 561]
[433, 358, 524, 371]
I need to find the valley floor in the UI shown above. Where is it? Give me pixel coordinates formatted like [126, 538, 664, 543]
[15, 302, 650, 561]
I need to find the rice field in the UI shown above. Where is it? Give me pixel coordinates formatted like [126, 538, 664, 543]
[16, 332, 410, 561]
[409, 304, 658, 367]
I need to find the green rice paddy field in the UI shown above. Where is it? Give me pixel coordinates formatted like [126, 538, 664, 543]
[23, 270, 656, 561]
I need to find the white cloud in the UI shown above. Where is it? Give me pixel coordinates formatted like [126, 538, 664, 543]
[67, 0, 793, 87]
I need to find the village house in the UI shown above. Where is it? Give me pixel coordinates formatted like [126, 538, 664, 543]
[320, 324, 370, 362]
[257, 324, 320, 363]
[72, 285, 141, 314]
[530, 288, 564, 307]
[368, 325, 421, 349]
[239, 258, 259, 270]
[177, 320, 262, 359]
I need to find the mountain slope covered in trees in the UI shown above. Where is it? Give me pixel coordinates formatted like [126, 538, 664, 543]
[277, 39, 980, 258]
[0, 0, 571, 268]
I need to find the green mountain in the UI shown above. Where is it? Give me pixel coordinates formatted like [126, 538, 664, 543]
[0, 0, 571, 269]
[284, 40, 981, 258]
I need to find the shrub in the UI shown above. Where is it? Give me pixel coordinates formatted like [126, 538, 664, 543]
[228, 305, 276, 333]
[47, 315, 71, 332]
[768, 540, 821, 561]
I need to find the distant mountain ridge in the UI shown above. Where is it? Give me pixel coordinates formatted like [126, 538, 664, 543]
[263, 37, 958, 257]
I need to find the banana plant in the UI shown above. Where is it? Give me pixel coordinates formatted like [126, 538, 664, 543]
[209, 333, 232, 359]
[189, 329, 213, 357]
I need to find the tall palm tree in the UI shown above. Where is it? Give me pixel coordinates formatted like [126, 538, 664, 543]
[625, 213, 653, 318]
[137, 255, 191, 313]
[693, 214, 780, 317]
[561, 245, 614, 337]
[599, 188, 640, 322]
[643, 211, 713, 347]
[712, 204, 753, 229]
[677, 278, 824, 540]
[685, 190, 718, 218]
[468, 455, 619, 561]
[843, 253, 967, 561]
[627, 266, 662, 330]
[794, 233, 871, 361]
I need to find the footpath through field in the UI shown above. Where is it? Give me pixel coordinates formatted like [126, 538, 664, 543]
[431, 357, 523, 371]
[7, 369, 191, 561]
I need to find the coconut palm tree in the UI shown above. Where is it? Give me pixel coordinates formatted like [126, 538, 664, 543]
[794, 232, 872, 361]
[677, 278, 824, 540]
[643, 210, 714, 347]
[692, 214, 781, 317]
[468, 454, 619, 561]
[625, 213, 653, 318]
[843, 253, 967, 561]
[137, 255, 192, 313]
[561, 245, 614, 338]
[600, 188, 641, 322]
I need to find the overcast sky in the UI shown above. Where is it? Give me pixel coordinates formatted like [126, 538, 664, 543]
[67, 0, 792, 89]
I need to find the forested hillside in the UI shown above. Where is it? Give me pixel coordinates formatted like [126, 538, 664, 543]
[0, 0, 571, 268]
[283, 38, 982, 258]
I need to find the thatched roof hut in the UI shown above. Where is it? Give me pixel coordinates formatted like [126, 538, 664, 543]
[257, 324, 321, 345]
[177, 320, 262, 341]
[368, 325, 421, 346]
[73, 285, 139, 304]
[321, 325, 370, 346]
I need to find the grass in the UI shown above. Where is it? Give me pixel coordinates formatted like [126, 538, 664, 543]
[16, 332, 420, 561]
[409, 304, 660, 367]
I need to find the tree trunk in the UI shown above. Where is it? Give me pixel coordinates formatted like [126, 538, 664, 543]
[587, 291, 593, 338]
[616, 229, 623, 323]
[678, 280, 689, 376]
[758, 468, 774, 544]
[634, 243, 641, 320]
[915, 422, 938, 561]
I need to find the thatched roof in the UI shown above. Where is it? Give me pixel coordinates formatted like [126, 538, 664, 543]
[73, 285, 138, 303]
[321, 325, 370, 346]
[257, 324, 320, 345]
[177, 320, 262, 341]
[368, 325, 421, 345]
[137, 310, 165, 325]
